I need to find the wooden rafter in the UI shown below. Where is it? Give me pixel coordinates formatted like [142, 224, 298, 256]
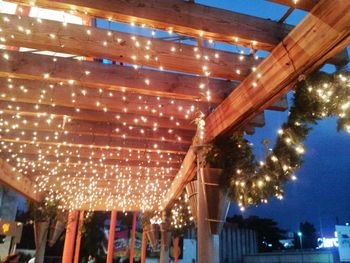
[0, 101, 196, 131]
[0, 130, 190, 153]
[0, 113, 193, 144]
[2, 152, 181, 169]
[0, 14, 258, 80]
[7, 0, 292, 51]
[0, 78, 211, 121]
[163, 0, 350, 209]
[0, 50, 233, 103]
[0, 141, 184, 164]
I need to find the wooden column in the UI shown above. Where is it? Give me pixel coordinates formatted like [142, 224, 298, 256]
[141, 230, 147, 263]
[197, 149, 220, 263]
[62, 210, 79, 263]
[129, 212, 137, 263]
[173, 237, 179, 263]
[159, 230, 171, 263]
[73, 211, 85, 263]
[107, 210, 117, 263]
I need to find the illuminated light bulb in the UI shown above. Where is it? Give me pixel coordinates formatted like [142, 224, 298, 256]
[295, 146, 305, 154]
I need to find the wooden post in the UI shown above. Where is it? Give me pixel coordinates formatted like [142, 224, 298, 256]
[129, 212, 137, 263]
[107, 210, 117, 263]
[173, 237, 179, 263]
[73, 211, 84, 263]
[62, 210, 78, 263]
[159, 230, 171, 263]
[141, 230, 146, 263]
[196, 148, 220, 263]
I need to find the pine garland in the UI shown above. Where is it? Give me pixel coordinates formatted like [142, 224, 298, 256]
[207, 71, 350, 210]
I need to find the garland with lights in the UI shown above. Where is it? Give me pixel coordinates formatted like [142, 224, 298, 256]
[168, 193, 194, 237]
[140, 193, 194, 236]
[206, 71, 350, 210]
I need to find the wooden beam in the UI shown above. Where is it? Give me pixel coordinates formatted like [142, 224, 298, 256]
[8, 0, 293, 51]
[0, 158, 43, 202]
[0, 130, 190, 153]
[0, 78, 211, 121]
[0, 112, 194, 144]
[0, 101, 196, 131]
[3, 152, 180, 169]
[0, 140, 184, 163]
[205, 0, 350, 141]
[0, 14, 256, 80]
[163, 0, 350, 209]
[23, 161, 178, 176]
[0, 50, 233, 103]
[0, 137, 186, 156]
[162, 147, 196, 210]
[7, 0, 348, 67]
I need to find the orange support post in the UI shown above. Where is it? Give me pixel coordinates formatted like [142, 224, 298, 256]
[107, 210, 117, 263]
[129, 212, 137, 263]
[62, 210, 79, 263]
[141, 230, 146, 263]
[73, 211, 85, 263]
[173, 237, 179, 263]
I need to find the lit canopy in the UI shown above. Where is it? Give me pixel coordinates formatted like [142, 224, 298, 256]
[0, 0, 348, 212]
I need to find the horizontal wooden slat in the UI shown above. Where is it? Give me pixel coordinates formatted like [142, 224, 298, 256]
[0, 141, 183, 164]
[0, 50, 233, 103]
[15, 159, 177, 175]
[8, 0, 293, 51]
[0, 129, 190, 153]
[3, 152, 180, 169]
[0, 101, 196, 132]
[0, 112, 194, 144]
[0, 14, 257, 80]
[0, 78, 211, 120]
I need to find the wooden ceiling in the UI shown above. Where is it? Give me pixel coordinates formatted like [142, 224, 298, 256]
[0, 0, 348, 211]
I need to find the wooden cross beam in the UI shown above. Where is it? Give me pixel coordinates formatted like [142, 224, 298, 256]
[0, 130, 190, 153]
[0, 14, 257, 80]
[0, 50, 233, 103]
[0, 113, 194, 144]
[0, 140, 184, 163]
[0, 78, 211, 121]
[162, 0, 350, 209]
[7, 0, 292, 51]
[0, 101, 196, 131]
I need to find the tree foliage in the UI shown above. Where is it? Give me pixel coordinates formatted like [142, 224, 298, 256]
[227, 215, 286, 252]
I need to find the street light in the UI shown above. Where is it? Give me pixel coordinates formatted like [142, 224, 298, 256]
[298, 231, 303, 249]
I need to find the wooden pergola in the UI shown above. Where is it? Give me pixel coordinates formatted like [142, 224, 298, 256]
[0, 0, 348, 261]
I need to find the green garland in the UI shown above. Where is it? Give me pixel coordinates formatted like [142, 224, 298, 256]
[140, 193, 194, 236]
[207, 71, 350, 210]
